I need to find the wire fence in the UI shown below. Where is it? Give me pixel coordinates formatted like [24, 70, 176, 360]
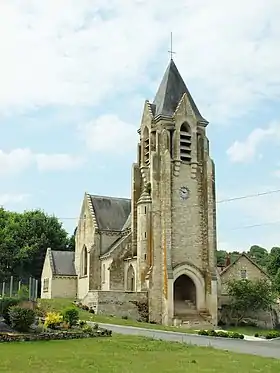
[0, 276, 38, 301]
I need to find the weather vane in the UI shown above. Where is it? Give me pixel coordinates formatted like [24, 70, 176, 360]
[168, 32, 176, 60]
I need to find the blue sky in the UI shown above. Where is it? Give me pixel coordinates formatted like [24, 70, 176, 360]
[0, 0, 280, 252]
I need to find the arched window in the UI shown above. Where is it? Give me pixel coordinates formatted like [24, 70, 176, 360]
[143, 127, 149, 165]
[126, 265, 135, 291]
[81, 246, 88, 276]
[180, 123, 191, 162]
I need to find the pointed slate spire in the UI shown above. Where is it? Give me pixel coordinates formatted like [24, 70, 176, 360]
[153, 59, 208, 124]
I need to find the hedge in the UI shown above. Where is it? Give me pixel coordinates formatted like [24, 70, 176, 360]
[198, 330, 244, 339]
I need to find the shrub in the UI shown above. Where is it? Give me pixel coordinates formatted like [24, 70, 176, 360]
[216, 331, 229, 338]
[265, 331, 280, 339]
[228, 332, 244, 339]
[8, 306, 36, 332]
[208, 330, 217, 337]
[78, 320, 86, 327]
[198, 330, 208, 336]
[197, 330, 244, 339]
[122, 315, 128, 320]
[0, 297, 21, 324]
[62, 307, 79, 328]
[254, 333, 259, 337]
[93, 323, 99, 330]
[89, 308, 95, 314]
[44, 312, 63, 330]
[83, 325, 94, 333]
[17, 285, 29, 300]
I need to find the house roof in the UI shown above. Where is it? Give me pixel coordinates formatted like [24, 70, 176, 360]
[152, 59, 208, 123]
[50, 250, 76, 276]
[220, 252, 269, 278]
[89, 195, 131, 231]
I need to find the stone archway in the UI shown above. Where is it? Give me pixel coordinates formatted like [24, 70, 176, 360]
[173, 275, 196, 316]
[126, 265, 135, 291]
[172, 263, 206, 315]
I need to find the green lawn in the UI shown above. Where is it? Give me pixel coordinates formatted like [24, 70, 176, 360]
[38, 298, 272, 336]
[0, 335, 279, 373]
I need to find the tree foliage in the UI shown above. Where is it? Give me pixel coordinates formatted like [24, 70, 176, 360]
[227, 279, 276, 324]
[0, 207, 73, 281]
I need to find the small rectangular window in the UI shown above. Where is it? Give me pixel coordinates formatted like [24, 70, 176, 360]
[144, 232, 147, 238]
[144, 254, 147, 261]
[240, 270, 247, 279]
[144, 206, 147, 214]
[43, 278, 49, 292]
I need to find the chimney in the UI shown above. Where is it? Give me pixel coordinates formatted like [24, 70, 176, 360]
[225, 254, 231, 267]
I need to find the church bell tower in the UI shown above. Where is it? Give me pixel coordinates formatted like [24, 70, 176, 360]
[133, 57, 218, 326]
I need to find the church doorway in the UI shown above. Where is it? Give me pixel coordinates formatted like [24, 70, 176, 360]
[126, 265, 135, 291]
[173, 275, 196, 316]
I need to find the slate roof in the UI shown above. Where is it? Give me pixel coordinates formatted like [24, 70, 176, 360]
[153, 59, 207, 123]
[89, 195, 131, 231]
[51, 250, 76, 276]
[122, 212, 131, 231]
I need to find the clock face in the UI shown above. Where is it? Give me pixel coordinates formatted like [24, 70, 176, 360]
[179, 186, 189, 200]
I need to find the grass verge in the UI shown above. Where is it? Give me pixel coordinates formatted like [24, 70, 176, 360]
[0, 334, 279, 373]
[38, 298, 273, 336]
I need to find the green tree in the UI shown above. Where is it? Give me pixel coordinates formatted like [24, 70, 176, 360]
[273, 268, 280, 295]
[247, 245, 269, 268]
[0, 208, 72, 280]
[267, 247, 280, 276]
[226, 279, 276, 325]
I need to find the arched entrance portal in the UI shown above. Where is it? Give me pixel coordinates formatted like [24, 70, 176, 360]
[173, 274, 196, 316]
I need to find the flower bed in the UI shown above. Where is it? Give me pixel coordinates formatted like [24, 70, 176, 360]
[0, 328, 112, 343]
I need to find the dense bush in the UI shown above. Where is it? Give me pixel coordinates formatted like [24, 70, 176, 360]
[8, 306, 36, 332]
[0, 297, 21, 324]
[265, 331, 280, 339]
[62, 307, 79, 327]
[44, 312, 63, 330]
[198, 329, 244, 339]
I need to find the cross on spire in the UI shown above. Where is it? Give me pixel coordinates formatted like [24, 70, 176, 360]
[168, 32, 176, 60]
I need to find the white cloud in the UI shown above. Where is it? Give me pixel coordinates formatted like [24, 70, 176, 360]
[227, 121, 280, 163]
[80, 114, 138, 153]
[36, 154, 85, 171]
[0, 1, 279, 122]
[0, 148, 84, 175]
[0, 193, 30, 205]
[0, 148, 34, 175]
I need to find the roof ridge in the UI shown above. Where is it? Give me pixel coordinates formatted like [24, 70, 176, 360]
[89, 194, 131, 201]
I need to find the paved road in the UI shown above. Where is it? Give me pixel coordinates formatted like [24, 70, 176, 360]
[93, 323, 280, 359]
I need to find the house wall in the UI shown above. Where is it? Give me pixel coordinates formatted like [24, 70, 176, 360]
[75, 194, 95, 299]
[41, 252, 53, 299]
[51, 276, 77, 298]
[220, 256, 269, 295]
[83, 290, 148, 321]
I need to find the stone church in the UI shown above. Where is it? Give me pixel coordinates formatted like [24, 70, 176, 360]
[41, 59, 269, 327]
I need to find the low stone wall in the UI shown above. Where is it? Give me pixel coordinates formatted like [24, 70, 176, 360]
[219, 295, 275, 329]
[0, 330, 111, 343]
[84, 291, 148, 321]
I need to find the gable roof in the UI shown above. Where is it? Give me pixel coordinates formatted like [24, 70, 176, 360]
[89, 195, 131, 231]
[220, 252, 269, 278]
[50, 250, 76, 276]
[152, 59, 208, 124]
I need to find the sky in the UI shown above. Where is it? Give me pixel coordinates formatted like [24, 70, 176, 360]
[0, 0, 280, 252]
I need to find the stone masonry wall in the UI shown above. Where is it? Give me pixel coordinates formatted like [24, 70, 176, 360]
[84, 291, 148, 321]
[220, 256, 269, 295]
